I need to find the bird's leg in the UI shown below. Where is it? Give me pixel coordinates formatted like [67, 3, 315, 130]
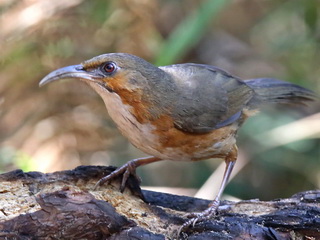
[94, 156, 161, 192]
[178, 147, 237, 234]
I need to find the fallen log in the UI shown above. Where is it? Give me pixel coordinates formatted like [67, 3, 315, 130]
[0, 166, 319, 239]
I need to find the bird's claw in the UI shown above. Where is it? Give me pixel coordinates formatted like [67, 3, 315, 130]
[94, 160, 140, 191]
[177, 199, 220, 237]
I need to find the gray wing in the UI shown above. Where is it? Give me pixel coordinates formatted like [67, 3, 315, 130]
[160, 64, 254, 133]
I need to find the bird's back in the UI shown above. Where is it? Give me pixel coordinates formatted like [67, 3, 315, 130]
[159, 64, 254, 133]
[160, 63, 315, 134]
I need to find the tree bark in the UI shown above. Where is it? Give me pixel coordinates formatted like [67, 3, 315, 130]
[0, 166, 319, 240]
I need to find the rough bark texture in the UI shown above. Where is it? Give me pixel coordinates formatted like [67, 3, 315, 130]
[0, 166, 319, 240]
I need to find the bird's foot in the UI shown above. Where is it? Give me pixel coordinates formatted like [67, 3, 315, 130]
[178, 199, 220, 236]
[93, 156, 160, 192]
[94, 159, 141, 192]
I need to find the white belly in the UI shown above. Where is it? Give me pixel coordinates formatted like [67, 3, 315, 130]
[89, 83, 167, 158]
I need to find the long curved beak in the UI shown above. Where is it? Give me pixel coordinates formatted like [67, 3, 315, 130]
[39, 64, 98, 87]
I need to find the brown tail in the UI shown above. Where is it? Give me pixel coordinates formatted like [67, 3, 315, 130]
[245, 78, 316, 108]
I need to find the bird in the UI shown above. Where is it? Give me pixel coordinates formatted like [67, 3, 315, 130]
[39, 53, 315, 233]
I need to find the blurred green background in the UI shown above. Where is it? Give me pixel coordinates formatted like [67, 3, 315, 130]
[0, 0, 319, 201]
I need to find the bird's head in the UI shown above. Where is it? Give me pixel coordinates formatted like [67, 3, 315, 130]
[40, 53, 165, 94]
[40, 53, 175, 123]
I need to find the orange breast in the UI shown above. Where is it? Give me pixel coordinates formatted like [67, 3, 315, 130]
[102, 73, 154, 123]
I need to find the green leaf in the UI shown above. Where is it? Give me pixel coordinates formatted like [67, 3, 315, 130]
[304, 0, 318, 33]
[154, 0, 230, 66]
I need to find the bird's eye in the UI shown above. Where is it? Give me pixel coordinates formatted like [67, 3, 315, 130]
[103, 62, 117, 74]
